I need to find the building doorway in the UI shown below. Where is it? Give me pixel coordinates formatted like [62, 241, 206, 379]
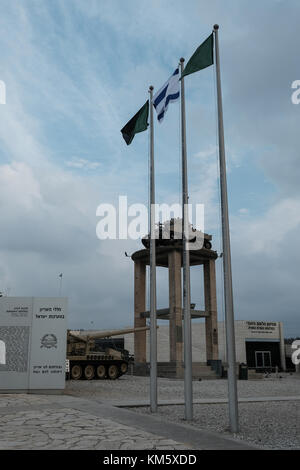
[255, 350, 271, 369]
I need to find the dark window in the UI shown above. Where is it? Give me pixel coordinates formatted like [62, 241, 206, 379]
[246, 341, 281, 370]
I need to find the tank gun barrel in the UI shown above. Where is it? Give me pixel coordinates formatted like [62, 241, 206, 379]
[68, 326, 150, 344]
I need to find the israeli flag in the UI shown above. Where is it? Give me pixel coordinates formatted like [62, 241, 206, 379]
[153, 68, 180, 123]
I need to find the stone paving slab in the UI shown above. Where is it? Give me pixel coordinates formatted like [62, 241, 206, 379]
[0, 394, 51, 408]
[0, 406, 191, 450]
[0, 393, 257, 450]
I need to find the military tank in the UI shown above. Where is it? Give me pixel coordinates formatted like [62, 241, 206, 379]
[142, 218, 212, 250]
[67, 326, 148, 380]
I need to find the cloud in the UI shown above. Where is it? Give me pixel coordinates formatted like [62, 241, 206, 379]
[238, 208, 249, 215]
[65, 158, 101, 170]
[233, 198, 300, 256]
[194, 146, 217, 159]
[0, 161, 42, 209]
[0, 158, 141, 329]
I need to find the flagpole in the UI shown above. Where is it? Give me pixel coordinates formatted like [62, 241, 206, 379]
[180, 58, 193, 421]
[213, 24, 239, 433]
[59, 274, 63, 297]
[149, 85, 157, 413]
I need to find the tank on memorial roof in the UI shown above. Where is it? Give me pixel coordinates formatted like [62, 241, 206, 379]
[142, 218, 212, 250]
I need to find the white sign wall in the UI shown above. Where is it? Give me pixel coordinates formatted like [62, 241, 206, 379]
[0, 297, 67, 391]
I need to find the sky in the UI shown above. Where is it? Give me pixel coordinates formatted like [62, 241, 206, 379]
[0, 0, 299, 337]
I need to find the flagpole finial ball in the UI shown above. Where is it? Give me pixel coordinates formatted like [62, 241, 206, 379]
[180, 57, 185, 63]
[214, 24, 219, 30]
[149, 85, 154, 91]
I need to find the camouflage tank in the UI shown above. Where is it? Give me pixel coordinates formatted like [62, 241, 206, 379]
[67, 326, 148, 380]
[142, 218, 212, 250]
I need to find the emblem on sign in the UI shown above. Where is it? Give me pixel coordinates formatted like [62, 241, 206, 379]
[40, 334, 57, 349]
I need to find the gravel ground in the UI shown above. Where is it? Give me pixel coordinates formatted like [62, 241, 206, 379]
[65, 373, 300, 402]
[65, 373, 300, 449]
[132, 401, 300, 450]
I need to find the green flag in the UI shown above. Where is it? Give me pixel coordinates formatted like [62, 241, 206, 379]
[121, 100, 149, 145]
[181, 33, 214, 79]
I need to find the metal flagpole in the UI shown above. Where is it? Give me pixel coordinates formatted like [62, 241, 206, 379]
[59, 273, 63, 297]
[179, 58, 193, 421]
[213, 24, 239, 433]
[149, 86, 157, 413]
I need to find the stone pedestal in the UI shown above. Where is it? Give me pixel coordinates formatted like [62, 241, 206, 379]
[168, 250, 183, 376]
[134, 260, 146, 365]
[204, 259, 219, 361]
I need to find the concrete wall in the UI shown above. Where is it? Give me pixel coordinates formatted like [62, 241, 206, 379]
[122, 320, 282, 364]
[0, 297, 68, 391]
[124, 322, 214, 362]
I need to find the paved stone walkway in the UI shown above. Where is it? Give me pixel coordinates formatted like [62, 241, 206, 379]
[0, 393, 256, 450]
[0, 395, 191, 450]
